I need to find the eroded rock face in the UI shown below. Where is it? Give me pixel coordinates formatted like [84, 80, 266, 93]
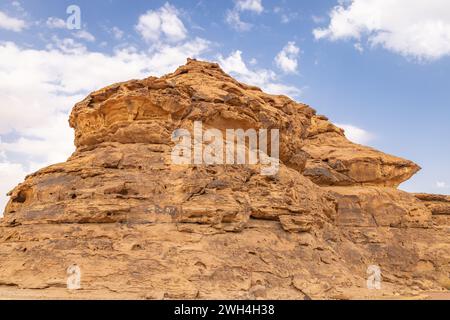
[0, 59, 448, 299]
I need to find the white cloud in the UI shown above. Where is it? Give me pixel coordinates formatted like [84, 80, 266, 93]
[335, 123, 374, 145]
[235, 0, 264, 14]
[217, 50, 301, 97]
[313, 0, 450, 60]
[136, 3, 187, 42]
[226, 0, 264, 31]
[275, 41, 300, 73]
[73, 30, 96, 42]
[46, 17, 66, 29]
[0, 10, 26, 32]
[436, 181, 448, 188]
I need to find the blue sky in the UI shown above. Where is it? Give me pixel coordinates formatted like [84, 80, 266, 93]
[0, 0, 449, 211]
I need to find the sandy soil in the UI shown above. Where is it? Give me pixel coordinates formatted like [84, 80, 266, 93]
[0, 286, 448, 300]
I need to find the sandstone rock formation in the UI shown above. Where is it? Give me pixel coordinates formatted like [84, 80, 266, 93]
[0, 59, 448, 299]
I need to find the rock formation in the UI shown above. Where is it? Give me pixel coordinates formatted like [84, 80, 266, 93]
[0, 59, 448, 299]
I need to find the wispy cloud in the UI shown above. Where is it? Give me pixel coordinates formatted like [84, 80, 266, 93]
[273, 6, 299, 24]
[225, 10, 252, 31]
[46, 17, 66, 29]
[73, 30, 96, 42]
[111, 26, 124, 40]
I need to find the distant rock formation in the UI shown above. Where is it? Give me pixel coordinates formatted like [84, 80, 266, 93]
[0, 59, 448, 299]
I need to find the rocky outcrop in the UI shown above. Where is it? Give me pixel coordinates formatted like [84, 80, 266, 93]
[302, 115, 420, 187]
[414, 193, 450, 227]
[0, 59, 448, 299]
[414, 193, 450, 216]
[325, 187, 432, 228]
